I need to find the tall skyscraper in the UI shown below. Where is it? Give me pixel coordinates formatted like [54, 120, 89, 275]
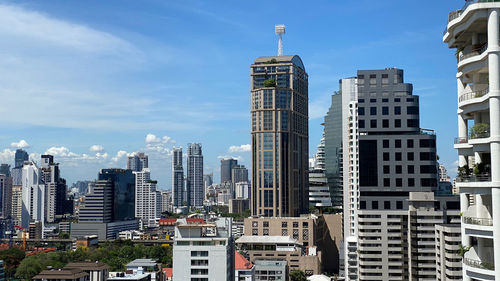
[14, 149, 28, 168]
[40, 155, 70, 221]
[133, 168, 160, 228]
[98, 169, 135, 221]
[220, 158, 238, 183]
[127, 152, 148, 172]
[333, 69, 441, 280]
[78, 180, 113, 223]
[444, 3, 500, 279]
[172, 147, 184, 207]
[309, 133, 332, 208]
[231, 165, 248, 184]
[0, 175, 12, 219]
[21, 161, 45, 229]
[0, 164, 10, 177]
[250, 55, 309, 217]
[186, 143, 203, 208]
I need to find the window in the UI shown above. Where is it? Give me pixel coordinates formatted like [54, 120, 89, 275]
[407, 152, 414, 161]
[394, 106, 401, 115]
[396, 201, 403, 209]
[370, 120, 377, 128]
[372, 201, 379, 209]
[263, 229, 269, 236]
[383, 139, 389, 148]
[263, 221, 269, 227]
[281, 222, 287, 228]
[303, 222, 308, 227]
[382, 106, 389, 115]
[382, 98, 389, 102]
[359, 120, 365, 128]
[395, 119, 401, 128]
[384, 201, 391, 210]
[407, 98, 415, 102]
[293, 222, 299, 228]
[394, 98, 401, 102]
[382, 119, 389, 128]
[359, 107, 365, 115]
[420, 165, 437, 174]
[408, 165, 414, 174]
[395, 139, 401, 148]
[360, 201, 366, 209]
[383, 165, 390, 174]
[408, 178, 415, 187]
[252, 229, 258, 235]
[252, 221, 258, 227]
[370, 107, 377, 115]
[407, 139, 414, 148]
[420, 152, 436, 161]
[407, 106, 418, 115]
[419, 139, 436, 148]
[384, 178, 390, 187]
[359, 98, 365, 103]
[421, 178, 437, 187]
[383, 152, 390, 161]
[395, 152, 402, 161]
[396, 178, 402, 187]
[407, 119, 418, 128]
[395, 165, 402, 174]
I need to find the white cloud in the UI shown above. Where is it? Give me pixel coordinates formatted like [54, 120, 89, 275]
[145, 133, 175, 144]
[0, 149, 15, 164]
[228, 144, 250, 153]
[112, 150, 129, 162]
[217, 155, 243, 161]
[10, 139, 30, 149]
[89, 145, 104, 152]
[144, 134, 176, 156]
[45, 146, 78, 157]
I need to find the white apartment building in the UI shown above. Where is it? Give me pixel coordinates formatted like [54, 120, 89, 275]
[444, 1, 500, 280]
[173, 217, 234, 281]
[133, 168, 160, 229]
[435, 224, 462, 281]
[21, 161, 45, 230]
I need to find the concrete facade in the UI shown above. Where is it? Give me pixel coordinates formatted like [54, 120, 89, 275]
[435, 224, 462, 281]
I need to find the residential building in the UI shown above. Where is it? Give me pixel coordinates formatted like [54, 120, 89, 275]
[186, 143, 203, 208]
[127, 152, 148, 172]
[21, 161, 45, 229]
[64, 262, 109, 281]
[439, 164, 451, 182]
[435, 224, 462, 281]
[250, 55, 309, 217]
[133, 169, 160, 228]
[10, 184, 22, 225]
[443, 2, 500, 279]
[253, 260, 287, 281]
[173, 217, 234, 281]
[126, 259, 163, 281]
[0, 175, 12, 219]
[235, 182, 250, 199]
[159, 190, 171, 213]
[172, 147, 184, 207]
[309, 170, 331, 208]
[32, 268, 89, 281]
[14, 149, 28, 168]
[78, 180, 113, 223]
[40, 155, 70, 221]
[232, 165, 249, 184]
[98, 169, 135, 221]
[229, 198, 249, 215]
[221, 158, 238, 183]
[235, 251, 255, 281]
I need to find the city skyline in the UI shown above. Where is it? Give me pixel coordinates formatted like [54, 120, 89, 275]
[0, 0, 464, 188]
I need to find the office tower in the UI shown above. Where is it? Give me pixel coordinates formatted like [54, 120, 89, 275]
[173, 217, 234, 281]
[250, 55, 309, 217]
[0, 175, 12, 219]
[444, 2, 500, 279]
[21, 161, 45, 229]
[40, 155, 69, 221]
[221, 158, 238, 183]
[187, 143, 203, 208]
[127, 152, 148, 172]
[0, 164, 10, 177]
[134, 168, 160, 228]
[98, 169, 135, 221]
[172, 147, 184, 207]
[309, 133, 332, 208]
[231, 165, 249, 184]
[332, 69, 440, 280]
[14, 149, 28, 168]
[78, 180, 113, 223]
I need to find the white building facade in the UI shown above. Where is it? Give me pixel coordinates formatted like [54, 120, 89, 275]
[21, 161, 45, 230]
[133, 168, 160, 229]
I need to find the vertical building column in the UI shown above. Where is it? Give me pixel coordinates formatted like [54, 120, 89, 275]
[488, 8, 500, 280]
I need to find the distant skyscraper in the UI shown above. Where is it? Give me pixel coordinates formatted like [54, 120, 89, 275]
[0, 175, 12, 219]
[0, 164, 10, 177]
[220, 158, 238, 183]
[231, 165, 248, 184]
[21, 161, 45, 229]
[78, 180, 113, 223]
[172, 147, 184, 207]
[250, 55, 309, 217]
[133, 168, 160, 228]
[203, 173, 213, 189]
[127, 152, 148, 172]
[40, 155, 69, 221]
[98, 169, 135, 221]
[14, 149, 28, 168]
[187, 143, 203, 208]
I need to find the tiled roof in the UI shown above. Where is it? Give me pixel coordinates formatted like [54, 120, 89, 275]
[162, 268, 173, 277]
[235, 251, 253, 270]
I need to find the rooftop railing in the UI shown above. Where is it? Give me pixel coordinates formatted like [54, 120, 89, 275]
[459, 88, 489, 103]
[445, 1, 500, 34]
[456, 174, 491, 182]
[454, 137, 468, 144]
[464, 257, 495, 271]
[462, 216, 493, 226]
[459, 43, 488, 62]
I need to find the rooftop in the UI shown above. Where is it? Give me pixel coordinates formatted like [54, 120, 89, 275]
[162, 268, 173, 278]
[108, 273, 150, 281]
[65, 261, 110, 271]
[236, 235, 301, 245]
[253, 55, 305, 71]
[32, 268, 88, 280]
[235, 251, 253, 270]
[126, 259, 158, 268]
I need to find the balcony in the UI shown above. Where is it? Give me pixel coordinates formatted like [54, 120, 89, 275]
[464, 257, 495, 271]
[454, 137, 468, 144]
[459, 43, 488, 62]
[459, 88, 488, 103]
[456, 174, 491, 182]
[462, 216, 493, 226]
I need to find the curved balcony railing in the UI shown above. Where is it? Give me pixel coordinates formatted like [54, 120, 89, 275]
[459, 43, 488, 62]
[462, 216, 493, 226]
[454, 137, 468, 144]
[456, 174, 491, 182]
[464, 257, 495, 271]
[459, 88, 489, 103]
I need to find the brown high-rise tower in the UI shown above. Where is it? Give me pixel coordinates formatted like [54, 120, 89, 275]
[250, 55, 309, 217]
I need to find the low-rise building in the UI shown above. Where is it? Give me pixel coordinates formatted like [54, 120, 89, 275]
[32, 268, 89, 281]
[235, 251, 254, 281]
[108, 272, 150, 281]
[126, 259, 163, 281]
[64, 262, 109, 281]
[253, 260, 286, 281]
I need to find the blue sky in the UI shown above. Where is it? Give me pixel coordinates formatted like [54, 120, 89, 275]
[0, 0, 464, 188]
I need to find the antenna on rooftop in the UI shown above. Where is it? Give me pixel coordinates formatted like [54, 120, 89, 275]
[275, 24, 285, 56]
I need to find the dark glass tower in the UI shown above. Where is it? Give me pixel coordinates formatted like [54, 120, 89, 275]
[187, 143, 203, 208]
[250, 55, 309, 217]
[220, 158, 238, 183]
[172, 147, 184, 207]
[14, 149, 28, 168]
[98, 168, 135, 221]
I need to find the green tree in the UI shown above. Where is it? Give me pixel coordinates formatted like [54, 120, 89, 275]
[264, 78, 276, 87]
[0, 248, 25, 278]
[290, 270, 307, 281]
[15, 256, 43, 280]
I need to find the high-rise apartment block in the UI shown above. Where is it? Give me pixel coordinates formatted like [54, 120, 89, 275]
[127, 152, 148, 172]
[187, 143, 203, 208]
[40, 155, 70, 222]
[250, 55, 309, 217]
[309, 133, 332, 208]
[172, 147, 184, 207]
[21, 161, 45, 229]
[133, 168, 160, 228]
[444, 2, 500, 279]
[231, 165, 249, 184]
[220, 158, 237, 183]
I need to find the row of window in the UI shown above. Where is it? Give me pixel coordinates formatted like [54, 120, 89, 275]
[359, 119, 418, 129]
[359, 106, 418, 116]
[382, 152, 436, 163]
[383, 164, 437, 174]
[359, 98, 416, 103]
[360, 200, 404, 210]
[251, 221, 308, 228]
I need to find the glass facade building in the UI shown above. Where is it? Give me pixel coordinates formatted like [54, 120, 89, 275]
[98, 168, 135, 221]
